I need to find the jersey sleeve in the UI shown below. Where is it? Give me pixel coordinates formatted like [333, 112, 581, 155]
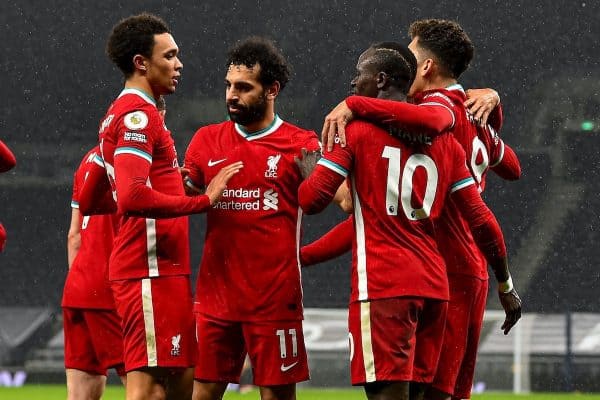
[0, 222, 6, 253]
[451, 183, 507, 272]
[346, 95, 454, 136]
[445, 137, 477, 195]
[488, 102, 503, 132]
[0, 139, 16, 173]
[113, 107, 211, 218]
[78, 154, 117, 215]
[300, 216, 353, 266]
[491, 141, 521, 181]
[71, 172, 80, 209]
[298, 124, 356, 214]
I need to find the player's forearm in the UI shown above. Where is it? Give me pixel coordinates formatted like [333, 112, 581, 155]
[346, 95, 452, 136]
[301, 216, 353, 267]
[0, 140, 16, 172]
[298, 166, 344, 214]
[491, 143, 521, 180]
[117, 180, 211, 218]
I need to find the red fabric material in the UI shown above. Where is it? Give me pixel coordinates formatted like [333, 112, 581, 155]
[300, 216, 353, 266]
[0, 223, 6, 252]
[0, 140, 16, 172]
[78, 163, 117, 215]
[114, 153, 210, 218]
[298, 165, 344, 215]
[346, 95, 453, 136]
[63, 307, 124, 375]
[492, 143, 521, 180]
[111, 276, 196, 371]
[451, 184, 507, 270]
[488, 102, 503, 132]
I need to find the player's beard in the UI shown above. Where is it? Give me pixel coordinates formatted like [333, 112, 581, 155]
[227, 93, 268, 126]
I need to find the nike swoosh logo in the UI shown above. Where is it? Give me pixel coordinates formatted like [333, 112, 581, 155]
[208, 158, 227, 167]
[280, 361, 299, 372]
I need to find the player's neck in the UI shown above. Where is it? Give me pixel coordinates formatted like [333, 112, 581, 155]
[240, 108, 276, 133]
[377, 88, 407, 102]
[422, 76, 458, 92]
[124, 75, 160, 103]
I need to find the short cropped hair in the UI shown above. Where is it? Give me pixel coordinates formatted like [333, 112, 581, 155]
[106, 13, 170, 78]
[409, 19, 474, 79]
[371, 41, 417, 94]
[226, 36, 291, 91]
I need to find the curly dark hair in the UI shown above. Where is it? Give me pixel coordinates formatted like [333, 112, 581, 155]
[409, 19, 474, 79]
[370, 42, 417, 94]
[226, 36, 291, 91]
[106, 13, 170, 78]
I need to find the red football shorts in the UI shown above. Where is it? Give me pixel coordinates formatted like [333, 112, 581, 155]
[432, 275, 488, 399]
[63, 307, 124, 376]
[111, 276, 196, 372]
[194, 313, 309, 386]
[349, 297, 447, 385]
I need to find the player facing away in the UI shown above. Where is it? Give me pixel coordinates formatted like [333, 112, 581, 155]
[183, 37, 320, 400]
[298, 44, 513, 400]
[320, 21, 522, 400]
[63, 146, 125, 400]
[99, 14, 242, 400]
[0, 138, 16, 252]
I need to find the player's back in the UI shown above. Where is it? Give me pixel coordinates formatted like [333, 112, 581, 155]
[344, 119, 473, 303]
[425, 86, 505, 278]
[98, 89, 190, 281]
[62, 147, 118, 309]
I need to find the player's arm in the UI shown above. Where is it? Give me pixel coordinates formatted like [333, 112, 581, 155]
[451, 182, 521, 334]
[321, 96, 453, 151]
[0, 223, 7, 253]
[114, 151, 242, 218]
[301, 216, 353, 267]
[0, 139, 16, 172]
[298, 160, 347, 214]
[490, 141, 521, 180]
[67, 207, 81, 269]
[78, 155, 117, 215]
[464, 88, 503, 130]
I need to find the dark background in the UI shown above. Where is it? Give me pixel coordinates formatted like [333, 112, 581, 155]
[0, 1, 598, 312]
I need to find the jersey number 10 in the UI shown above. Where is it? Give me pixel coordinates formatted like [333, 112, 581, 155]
[382, 145, 438, 221]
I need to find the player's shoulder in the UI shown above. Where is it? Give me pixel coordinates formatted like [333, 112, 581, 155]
[419, 88, 462, 110]
[280, 119, 317, 139]
[345, 119, 384, 141]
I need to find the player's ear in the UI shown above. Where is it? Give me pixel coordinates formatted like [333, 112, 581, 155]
[421, 58, 434, 77]
[266, 81, 280, 100]
[133, 54, 148, 73]
[376, 72, 387, 89]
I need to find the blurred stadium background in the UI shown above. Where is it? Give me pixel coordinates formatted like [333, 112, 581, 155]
[0, 0, 599, 395]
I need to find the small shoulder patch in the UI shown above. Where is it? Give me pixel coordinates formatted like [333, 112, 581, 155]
[124, 111, 148, 130]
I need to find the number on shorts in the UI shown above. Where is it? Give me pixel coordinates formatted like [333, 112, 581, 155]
[276, 329, 298, 359]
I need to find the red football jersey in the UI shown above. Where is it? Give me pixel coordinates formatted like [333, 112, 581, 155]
[62, 147, 118, 309]
[184, 116, 320, 321]
[316, 120, 474, 302]
[99, 88, 190, 280]
[415, 86, 505, 279]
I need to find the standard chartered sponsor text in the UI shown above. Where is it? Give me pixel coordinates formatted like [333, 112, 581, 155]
[214, 188, 261, 210]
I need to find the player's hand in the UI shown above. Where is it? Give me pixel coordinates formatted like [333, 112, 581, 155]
[205, 161, 243, 205]
[498, 288, 522, 335]
[464, 88, 500, 126]
[294, 148, 321, 179]
[179, 166, 190, 178]
[322, 100, 354, 152]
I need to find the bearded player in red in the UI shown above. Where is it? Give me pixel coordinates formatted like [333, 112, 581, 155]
[97, 14, 242, 400]
[184, 37, 320, 400]
[298, 43, 519, 400]
[63, 147, 125, 400]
